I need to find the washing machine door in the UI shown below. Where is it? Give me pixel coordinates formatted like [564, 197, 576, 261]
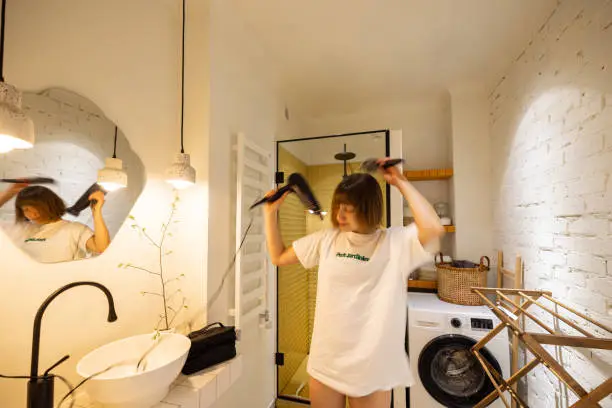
[418, 334, 502, 408]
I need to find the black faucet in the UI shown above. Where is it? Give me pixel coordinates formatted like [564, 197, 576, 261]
[28, 281, 117, 408]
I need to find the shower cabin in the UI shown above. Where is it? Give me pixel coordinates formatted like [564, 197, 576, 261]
[275, 130, 397, 405]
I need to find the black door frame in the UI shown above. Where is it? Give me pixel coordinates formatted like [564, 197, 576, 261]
[275, 129, 392, 405]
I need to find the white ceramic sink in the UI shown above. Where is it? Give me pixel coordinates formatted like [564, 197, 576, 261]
[76, 332, 191, 408]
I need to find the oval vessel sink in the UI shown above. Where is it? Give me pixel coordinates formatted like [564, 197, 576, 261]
[76, 332, 191, 408]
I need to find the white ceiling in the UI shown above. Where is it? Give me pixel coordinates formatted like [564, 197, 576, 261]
[227, 0, 558, 117]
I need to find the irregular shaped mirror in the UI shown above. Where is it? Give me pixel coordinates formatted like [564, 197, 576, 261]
[0, 88, 145, 263]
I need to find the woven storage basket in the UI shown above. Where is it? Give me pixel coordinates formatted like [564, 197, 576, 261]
[435, 253, 490, 306]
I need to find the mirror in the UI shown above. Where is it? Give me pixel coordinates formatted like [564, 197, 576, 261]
[0, 88, 145, 263]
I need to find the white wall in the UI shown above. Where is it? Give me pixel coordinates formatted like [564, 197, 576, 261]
[300, 95, 452, 169]
[489, 1, 612, 406]
[0, 1, 209, 406]
[299, 96, 454, 253]
[205, 2, 295, 407]
[300, 96, 452, 193]
[450, 83, 493, 263]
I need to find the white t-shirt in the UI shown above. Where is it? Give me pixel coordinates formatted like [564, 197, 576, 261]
[4, 220, 94, 263]
[292, 224, 432, 397]
[296, 229, 385, 267]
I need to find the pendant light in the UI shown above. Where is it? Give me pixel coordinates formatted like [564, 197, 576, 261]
[97, 125, 128, 191]
[0, 0, 34, 154]
[165, 0, 195, 189]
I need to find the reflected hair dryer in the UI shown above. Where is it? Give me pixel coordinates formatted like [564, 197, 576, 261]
[66, 183, 107, 216]
[360, 158, 404, 173]
[1, 177, 56, 184]
[250, 173, 324, 219]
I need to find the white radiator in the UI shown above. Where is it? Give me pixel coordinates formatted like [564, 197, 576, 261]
[231, 132, 273, 336]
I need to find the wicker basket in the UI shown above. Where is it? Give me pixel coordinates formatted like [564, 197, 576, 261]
[435, 254, 490, 306]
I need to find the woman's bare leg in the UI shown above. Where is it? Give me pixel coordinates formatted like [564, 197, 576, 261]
[310, 377, 346, 408]
[347, 390, 391, 408]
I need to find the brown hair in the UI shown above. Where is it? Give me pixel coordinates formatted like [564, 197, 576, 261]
[15, 186, 66, 223]
[331, 173, 383, 229]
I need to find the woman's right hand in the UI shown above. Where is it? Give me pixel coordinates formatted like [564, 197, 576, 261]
[0, 182, 28, 207]
[262, 189, 290, 216]
[6, 182, 28, 196]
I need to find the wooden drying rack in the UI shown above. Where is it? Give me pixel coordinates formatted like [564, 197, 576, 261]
[497, 251, 524, 408]
[469, 286, 612, 408]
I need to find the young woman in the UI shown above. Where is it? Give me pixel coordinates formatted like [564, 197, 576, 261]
[264, 158, 445, 408]
[0, 183, 110, 263]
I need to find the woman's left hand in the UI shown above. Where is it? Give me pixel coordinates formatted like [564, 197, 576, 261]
[89, 191, 105, 213]
[377, 158, 406, 186]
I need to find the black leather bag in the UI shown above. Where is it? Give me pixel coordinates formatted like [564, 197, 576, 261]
[181, 322, 237, 375]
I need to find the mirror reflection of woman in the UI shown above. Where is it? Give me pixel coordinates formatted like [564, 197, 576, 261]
[0, 184, 110, 263]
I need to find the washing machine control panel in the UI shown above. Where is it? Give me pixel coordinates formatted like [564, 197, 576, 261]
[450, 318, 462, 328]
[471, 317, 494, 331]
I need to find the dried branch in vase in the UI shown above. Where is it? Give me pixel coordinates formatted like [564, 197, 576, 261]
[118, 193, 188, 332]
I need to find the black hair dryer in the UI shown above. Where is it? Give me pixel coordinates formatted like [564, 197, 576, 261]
[65, 183, 107, 216]
[250, 173, 324, 219]
[1, 177, 56, 184]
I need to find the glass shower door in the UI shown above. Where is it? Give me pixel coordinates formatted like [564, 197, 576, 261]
[276, 131, 388, 403]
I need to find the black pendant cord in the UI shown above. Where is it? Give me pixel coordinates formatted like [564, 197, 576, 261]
[179, 0, 185, 154]
[343, 145, 347, 177]
[112, 126, 118, 159]
[342, 144, 347, 177]
[0, 0, 7, 82]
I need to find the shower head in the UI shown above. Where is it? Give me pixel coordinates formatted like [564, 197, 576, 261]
[334, 143, 356, 177]
[334, 152, 356, 161]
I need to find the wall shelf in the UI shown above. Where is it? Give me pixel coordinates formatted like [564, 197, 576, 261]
[407, 280, 437, 290]
[404, 168, 453, 181]
[403, 218, 455, 233]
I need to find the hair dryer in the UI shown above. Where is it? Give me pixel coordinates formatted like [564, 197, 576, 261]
[1, 177, 56, 184]
[360, 158, 404, 173]
[66, 183, 107, 216]
[250, 173, 324, 219]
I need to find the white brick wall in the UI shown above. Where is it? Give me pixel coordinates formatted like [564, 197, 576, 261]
[490, 1, 612, 407]
[0, 88, 145, 243]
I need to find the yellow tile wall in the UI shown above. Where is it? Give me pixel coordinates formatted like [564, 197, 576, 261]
[277, 146, 309, 393]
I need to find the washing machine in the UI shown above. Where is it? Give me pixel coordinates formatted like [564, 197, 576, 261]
[408, 293, 510, 408]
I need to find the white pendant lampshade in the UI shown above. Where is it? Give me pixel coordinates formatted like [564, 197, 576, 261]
[97, 125, 127, 191]
[166, 152, 195, 190]
[0, 80, 34, 154]
[165, 0, 196, 190]
[98, 157, 128, 192]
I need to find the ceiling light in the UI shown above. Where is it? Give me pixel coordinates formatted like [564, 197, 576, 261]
[166, 0, 195, 190]
[97, 126, 127, 192]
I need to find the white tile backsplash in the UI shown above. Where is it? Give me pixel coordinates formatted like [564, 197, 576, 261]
[215, 365, 231, 396]
[229, 355, 243, 384]
[199, 380, 218, 408]
[76, 355, 242, 408]
[162, 385, 199, 408]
